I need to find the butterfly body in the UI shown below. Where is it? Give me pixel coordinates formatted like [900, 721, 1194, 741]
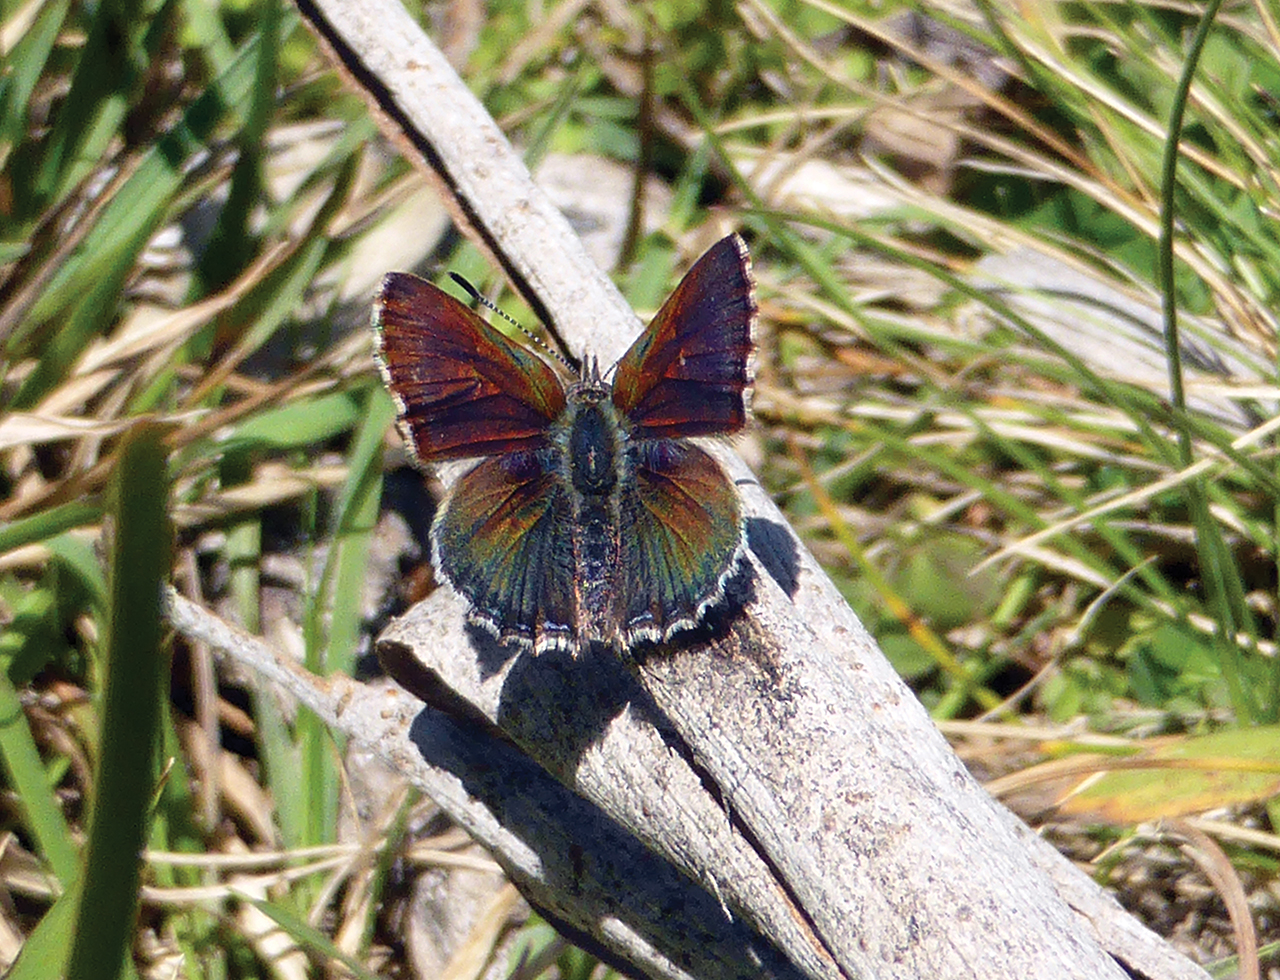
[375, 234, 756, 654]
[558, 374, 627, 645]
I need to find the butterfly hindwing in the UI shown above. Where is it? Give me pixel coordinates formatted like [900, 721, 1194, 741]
[432, 451, 577, 652]
[610, 234, 756, 441]
[618, 439, 745, 644]
[374, 273, 567, 461]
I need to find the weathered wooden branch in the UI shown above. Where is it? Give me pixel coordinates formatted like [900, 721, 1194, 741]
[164, 589, 803, 980]
[165, 1, 1219, 978]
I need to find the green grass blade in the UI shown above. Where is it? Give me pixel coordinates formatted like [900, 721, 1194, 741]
[287, 387, 393, 848]
[66, 424, 172, 980]
[0, 0, 73, 154]
[15, 0, 138, 217]
[319, 387, 394, 678]
[195, 0, 280, 294]
[0, 667, 78, 882]
[1154, 0, 1255, 722]
[0, 499, 102, 556]
[6, 880, 79, 980]
[1159, 0, 1227, 455]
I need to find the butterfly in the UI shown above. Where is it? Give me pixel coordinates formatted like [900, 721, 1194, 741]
[374, 233, 757, 654]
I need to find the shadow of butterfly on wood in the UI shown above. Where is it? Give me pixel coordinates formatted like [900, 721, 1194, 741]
[374, 234, 757, 656]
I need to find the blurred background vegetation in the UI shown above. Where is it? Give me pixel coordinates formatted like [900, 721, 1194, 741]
[1, 0, 1279, 975]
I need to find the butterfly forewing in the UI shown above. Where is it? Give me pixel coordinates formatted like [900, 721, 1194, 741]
[375, 273, 568, 461]
[610, 234, 756, 441]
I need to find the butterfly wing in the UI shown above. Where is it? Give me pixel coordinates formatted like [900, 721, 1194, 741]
[374, 273, 567, 461]
[433, 450, 577, 652]
[618, 440, 745, 645]
[610, 234, 756, 440]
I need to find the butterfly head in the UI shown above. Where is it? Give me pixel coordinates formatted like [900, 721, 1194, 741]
[566, 354, 610, 404]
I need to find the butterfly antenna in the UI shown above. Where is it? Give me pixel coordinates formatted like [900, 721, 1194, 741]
[449, 273, 575, 371]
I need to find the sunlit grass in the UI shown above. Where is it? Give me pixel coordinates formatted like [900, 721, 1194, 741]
[1, 0, 1277, 974]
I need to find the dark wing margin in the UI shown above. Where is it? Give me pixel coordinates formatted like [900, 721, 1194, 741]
[374, 273, 567, 461]
[610, 234, 756, 441]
